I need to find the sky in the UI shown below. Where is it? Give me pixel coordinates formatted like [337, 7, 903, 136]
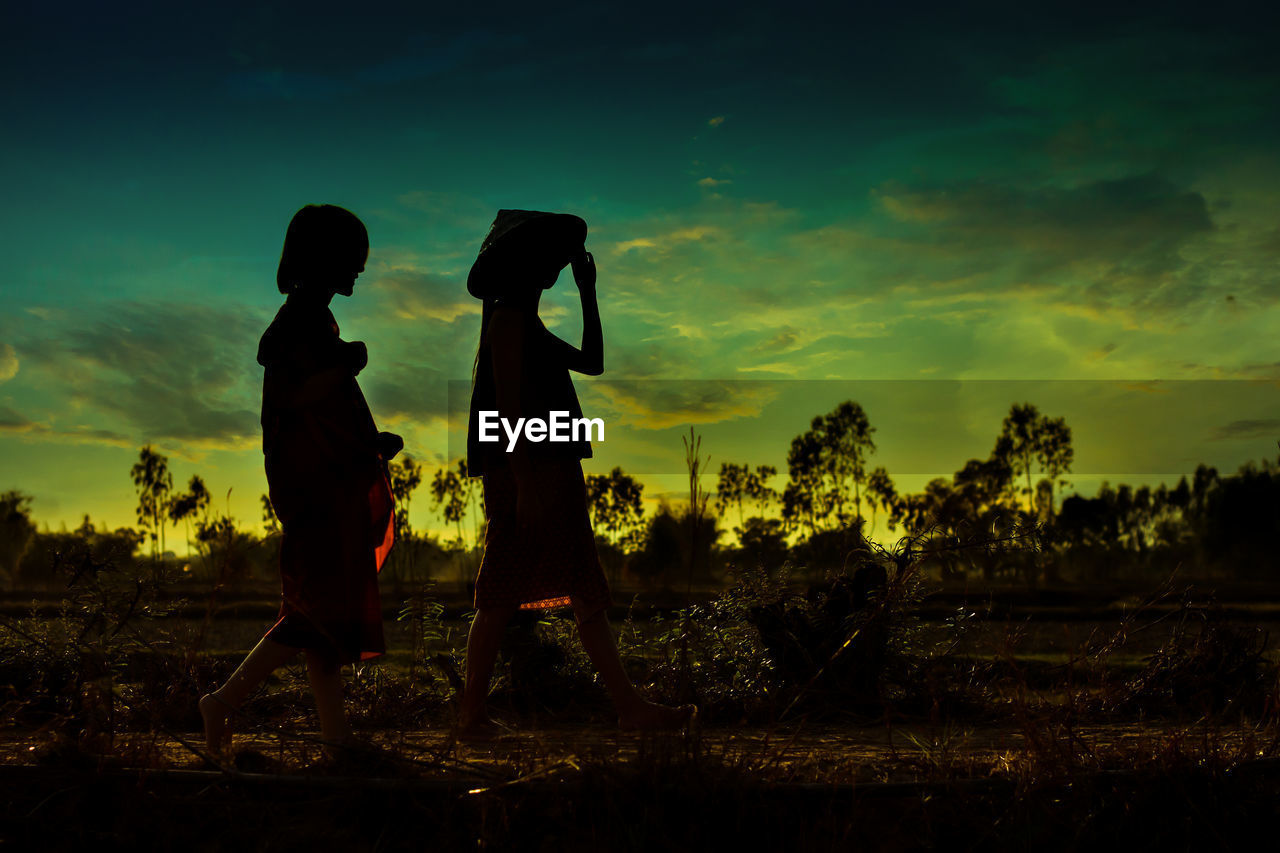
[2, 0, 1278, 547]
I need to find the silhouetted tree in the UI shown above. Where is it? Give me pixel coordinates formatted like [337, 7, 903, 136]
[784, 400, 877, 532]
[388, 454, 424, 543]
[168, 475, 210, 553]
[716, 462, 779, 532]
[195, 513, 255, 584]
[430, 460, 470, 548]
[260, 494, 280, 535]
[1038, 416, 1073, 515]
[586, 466, 646, 551]
[746, 464, 778, 516]
[782, 432, 825, 535]
[994, 404, 1073, 515]
[0, 490, 36, 586]
[734, 516, 789, 571]
[822, 401, 877, 524]
[629, 503, 682, 583]
[628, 499, 723, 586]
[715, 462, 748, 527]
[19, 522, 144, 589]
[130, 445, 173, 567]
[1198, 458, 1280, 579]
[865, 466, 897, 534]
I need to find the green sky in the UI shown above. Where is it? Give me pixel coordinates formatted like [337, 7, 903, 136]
[2, 1, 1278, 547]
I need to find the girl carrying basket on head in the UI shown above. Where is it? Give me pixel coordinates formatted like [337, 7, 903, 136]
[457, 209, 695, 739]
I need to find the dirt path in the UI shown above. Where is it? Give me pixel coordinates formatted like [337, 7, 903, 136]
[4, 719, 1268, 785]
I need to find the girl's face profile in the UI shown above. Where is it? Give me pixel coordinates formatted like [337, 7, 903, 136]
[335, 249, 367, 297]
[328, 245, 368, 298]
[532, 246, 571, 291]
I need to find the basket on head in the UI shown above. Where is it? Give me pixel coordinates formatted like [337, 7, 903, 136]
[466, 210, 588, 300]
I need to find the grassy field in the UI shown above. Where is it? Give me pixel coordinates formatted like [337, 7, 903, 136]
[3, 546, 1280, 850]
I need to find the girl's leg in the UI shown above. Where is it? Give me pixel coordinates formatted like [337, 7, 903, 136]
[305, 650, 353, 746]
[457, 604, 518, 731]
[200, 635, 299, 752]
[575, 608, 695, 731]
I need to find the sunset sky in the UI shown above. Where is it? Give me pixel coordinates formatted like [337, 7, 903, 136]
[2, 1, 1278, 547]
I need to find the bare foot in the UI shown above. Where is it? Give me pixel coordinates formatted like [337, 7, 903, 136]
[198, 693, 234, 754]
[618, 701, 696, 732]
[320, 735, 400, 772]
[454, 712, 511, 743]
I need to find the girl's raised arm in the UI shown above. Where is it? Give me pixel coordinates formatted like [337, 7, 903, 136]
[541, 251, 602, 375]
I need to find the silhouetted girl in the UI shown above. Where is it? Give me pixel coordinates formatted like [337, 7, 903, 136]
[459, 209, 694, 738]
[200, 204, 399, 756]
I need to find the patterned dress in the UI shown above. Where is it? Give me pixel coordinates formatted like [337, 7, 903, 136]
[257, 296, 394, 664]
[467, 307, 612, 623]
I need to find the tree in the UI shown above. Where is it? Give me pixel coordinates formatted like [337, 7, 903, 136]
[168, 475, 211, 552]
[430, 460, 470, 547]
[195, 512, 255, 584]
[715, 463, 748, 527]
[629, 503, 682, 583]
[784, 400, 877, 533]
[818, 400, 876, 524]
[716, 462, 778, 531]
[734, 516, 788, 572]
[131, 445, 173, 565]
[0, 491, 36, 585]
[388, 454, 424, 543]
[997, 404, 1039, 512]
[260, 494, 280, 535]
[865, 467, 897, 534]
[744, 465, 778, 518]
[628, 499, 723, 585]
[783, 431, 825, 535]
[994, 404, 1073, 515]
[585, 467, 646, 551]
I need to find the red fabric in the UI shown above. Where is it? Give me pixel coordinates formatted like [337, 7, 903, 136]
[371, 468, 395, 573]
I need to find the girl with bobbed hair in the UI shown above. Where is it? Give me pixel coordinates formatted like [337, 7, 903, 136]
[200, 204, 401, 757]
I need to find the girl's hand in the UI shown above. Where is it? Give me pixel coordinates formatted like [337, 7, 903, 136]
[571, 251, 596, 294]
[346, 340, 368, 375]
[376, 431, 403, 460]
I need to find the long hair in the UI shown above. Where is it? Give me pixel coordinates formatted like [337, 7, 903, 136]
[471, 298, 497, 388]
[276, 204, 369, 295]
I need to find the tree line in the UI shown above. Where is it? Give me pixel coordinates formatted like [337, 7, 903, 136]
[2, 400, 1277, 589]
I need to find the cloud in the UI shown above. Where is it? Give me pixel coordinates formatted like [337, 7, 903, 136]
[0, 344, 16, 381]
[875, 174, 1211, 256]
[362, 358, 455, 427]
[585, 380, 779, 430]
[708, 116, 726, 127]
[19, 302, 265, 448]
[753, 330, 801, 354]
[366, 269, 480, 324]
[869, 173, 1222, 325]
[0, 405, 133, 447]
[697, 177, 731, 188]
[1210, 419, 1280, 441]
[0, 405, 43, 433]
[612, 226, 721, 254]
